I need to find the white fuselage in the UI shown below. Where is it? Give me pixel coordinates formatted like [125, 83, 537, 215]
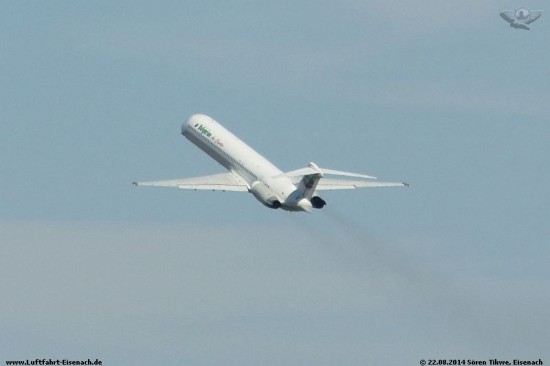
[181, 114, 312, 211]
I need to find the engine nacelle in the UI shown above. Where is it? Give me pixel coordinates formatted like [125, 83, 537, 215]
[250, 181, 281, 209]
[311, 196, 326, 209]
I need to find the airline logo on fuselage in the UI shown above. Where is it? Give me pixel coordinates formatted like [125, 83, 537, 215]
[194, 123, 224, 147]
[195, 124, 212, 138]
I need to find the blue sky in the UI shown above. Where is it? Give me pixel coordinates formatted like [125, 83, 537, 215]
[1, 1, 549, 365]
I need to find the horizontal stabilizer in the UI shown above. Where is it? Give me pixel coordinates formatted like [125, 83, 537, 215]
[275, 162, 377, 179]
[316, 178, 409, 191]
[133, 172, 249, 191]
[317, 168, 377, 180]
[274, 166, 319, 178]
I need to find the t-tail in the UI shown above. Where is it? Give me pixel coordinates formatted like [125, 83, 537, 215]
[275, 161, 400, 212]
[276, 162, 328, 211]
[295, 162, 327, 209]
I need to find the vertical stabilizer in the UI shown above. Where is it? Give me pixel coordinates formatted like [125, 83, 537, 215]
[296, 162, 324, 199]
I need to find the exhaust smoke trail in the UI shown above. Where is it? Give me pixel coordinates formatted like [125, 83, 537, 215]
[315, 206, 518, 351]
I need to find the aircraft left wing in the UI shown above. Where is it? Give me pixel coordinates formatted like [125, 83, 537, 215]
[133, 171, 249, 191]
[499, 11, 515, 23]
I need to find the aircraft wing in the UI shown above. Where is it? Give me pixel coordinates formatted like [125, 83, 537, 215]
[275, 166, 377, 179]
[133, 171, 249, 191]
[315, 178, 409, 191]
[526, 11, 542, 24]
[500, 11, 515, 23]
[277, 162, 408, 191]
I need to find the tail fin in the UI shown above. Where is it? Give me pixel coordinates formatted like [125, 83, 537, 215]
[296, 162, 323, 199]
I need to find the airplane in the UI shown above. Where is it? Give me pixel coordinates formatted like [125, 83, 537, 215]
[133, 114, 408, 212]
[500, 8, 542, 30]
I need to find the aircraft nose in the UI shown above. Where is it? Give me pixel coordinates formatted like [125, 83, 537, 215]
[181, 121, 187, 135]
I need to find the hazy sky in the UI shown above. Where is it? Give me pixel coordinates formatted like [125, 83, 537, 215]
[1, 1, 549, 365]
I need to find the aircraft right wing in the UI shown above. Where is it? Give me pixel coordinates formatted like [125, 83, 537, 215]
[133, 171, 249, 191]
[315, 178, 409, 191]
[276, 162, 408, 191]
[275, 166, 377, 179]
[526, 10, 543, 24]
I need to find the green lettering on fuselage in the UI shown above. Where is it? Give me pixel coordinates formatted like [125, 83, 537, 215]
[197, 124, 212, 138]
